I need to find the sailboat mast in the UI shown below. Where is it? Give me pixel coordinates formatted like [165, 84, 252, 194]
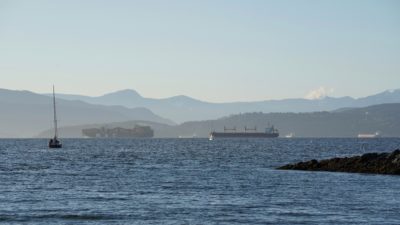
[53, 85, 58, 138]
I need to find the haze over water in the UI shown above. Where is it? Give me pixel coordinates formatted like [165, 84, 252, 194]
[1, 138, 400, 224]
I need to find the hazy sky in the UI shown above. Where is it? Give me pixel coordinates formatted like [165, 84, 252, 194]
[0, 0, 399, 102]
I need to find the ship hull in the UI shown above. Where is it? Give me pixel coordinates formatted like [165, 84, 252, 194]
[49, 144, 62, 148]
[210, 132, 279, 139]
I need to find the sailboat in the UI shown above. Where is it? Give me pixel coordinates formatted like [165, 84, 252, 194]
[49, 85, 62, 148]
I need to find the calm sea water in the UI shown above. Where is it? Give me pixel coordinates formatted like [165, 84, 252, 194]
[1, 138, 400, 224]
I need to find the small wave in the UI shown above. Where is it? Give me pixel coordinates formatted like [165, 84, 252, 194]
[56, 214, 119, 220]
[85, 196, 129, 201]
[0, 163, 50, 172]
[278, 211, 321, 217]
[0, 213, 121, 222]
[0, 216, 14, 222]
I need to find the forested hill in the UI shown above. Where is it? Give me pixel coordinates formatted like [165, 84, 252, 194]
[175, 103, 400, 138]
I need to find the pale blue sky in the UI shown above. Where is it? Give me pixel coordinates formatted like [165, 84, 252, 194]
[0, 0, 399, 102]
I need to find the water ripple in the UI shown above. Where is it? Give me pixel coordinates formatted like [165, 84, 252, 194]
[0, 138, 399, 224]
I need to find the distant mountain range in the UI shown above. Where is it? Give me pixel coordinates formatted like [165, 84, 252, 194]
[2, 87, 400, 138]
[37, 103, 400, 138]
[50, 89, 400, 123]
[0, 89, 174, 138]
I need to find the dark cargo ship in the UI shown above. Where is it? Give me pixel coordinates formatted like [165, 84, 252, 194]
[209, 126, 279, 140]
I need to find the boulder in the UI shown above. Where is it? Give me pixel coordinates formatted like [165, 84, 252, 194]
[278, 149, 400, 175]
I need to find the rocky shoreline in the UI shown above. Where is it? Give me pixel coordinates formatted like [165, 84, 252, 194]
[278, 149, 400, 175]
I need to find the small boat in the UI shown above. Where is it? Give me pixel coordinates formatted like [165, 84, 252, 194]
[284, 133, 295, 138]
[49, 85, 62, 148]
[357, 132, 381, 138]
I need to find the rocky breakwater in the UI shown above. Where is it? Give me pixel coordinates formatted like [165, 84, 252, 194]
[278, 149, 400, 175]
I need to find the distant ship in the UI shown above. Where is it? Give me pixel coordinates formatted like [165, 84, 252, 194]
[357, 132, 381, 138]
[209, 125, 279, 140]
[48, 85, 62, 148]
[82, 125, 154, 138]
[178, 133, 197, 138]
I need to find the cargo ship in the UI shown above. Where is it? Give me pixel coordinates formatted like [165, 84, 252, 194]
[82, 125, 154, 138]
[209, 125, 279, 140]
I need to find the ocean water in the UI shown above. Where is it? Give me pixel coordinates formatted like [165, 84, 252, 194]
[1, 138, 400, 224]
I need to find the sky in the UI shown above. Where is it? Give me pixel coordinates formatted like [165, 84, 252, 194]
[0, 0, 399, 102]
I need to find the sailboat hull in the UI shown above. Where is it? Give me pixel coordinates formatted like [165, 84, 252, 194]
[49, 143, 62, 148]
[49, 138, 62, 148]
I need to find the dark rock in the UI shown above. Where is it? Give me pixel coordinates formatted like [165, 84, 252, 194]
[278, 149, 400, 175]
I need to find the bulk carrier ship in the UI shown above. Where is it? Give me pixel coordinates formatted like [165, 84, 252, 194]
[209, 125, 279, 140]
